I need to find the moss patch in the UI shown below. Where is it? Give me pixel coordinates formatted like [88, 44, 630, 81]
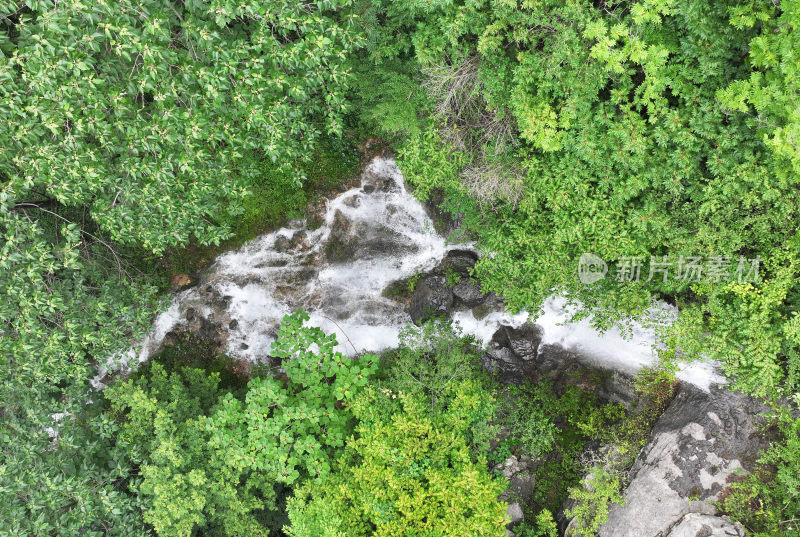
[160, 135, 360, 279]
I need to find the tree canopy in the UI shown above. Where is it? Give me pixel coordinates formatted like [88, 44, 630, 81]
[1, 0, 799, 536]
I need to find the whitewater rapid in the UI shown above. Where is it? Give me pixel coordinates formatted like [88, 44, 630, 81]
[95, 158, 723, 391]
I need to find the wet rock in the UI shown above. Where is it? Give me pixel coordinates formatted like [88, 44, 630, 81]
[341, 194, 360, 208]
[472, 294, 504, 320]
[506, 502, 524, 528]
[533, 344, 638, 406]
[481, 324, 544, 383]
[331, 209, 351, 234]
[325, 210, 357, 263]
[353, 227, 419, 259]
[501, 323, 544, 360]
[165, 313, 229, 356]
[598, 371, 637, 406]
[305, 198, 328, 229]
[291, 230, 309, 250]
[423, 188, 464, 239]
[170, 273, 195, 291]
[482, 343, 523, 383]
[324, 238, 356, 263]
[408, 275, 453, 324]
[436, 249, 478, 276]
[273, 234, 291, 252]
[361, 167, 400, 194]
[594, 384, 769, 537]
[255, 258, 289, 268]
[452, 278, 486, 307]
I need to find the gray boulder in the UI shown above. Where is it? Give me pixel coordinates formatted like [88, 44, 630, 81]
[408, 275, 454, 324]
[506, 502, 524, 528]
[665, 513, 744, 537]
[452, 278, 486, 307]
[436, 249, 478, 276]
[594, 384, 768, 537]
[481, 323, 544, 383]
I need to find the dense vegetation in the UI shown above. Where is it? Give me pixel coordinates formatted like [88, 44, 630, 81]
[1, 0, 799, 536]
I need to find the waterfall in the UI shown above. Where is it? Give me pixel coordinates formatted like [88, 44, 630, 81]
[94, 157, 722, 391]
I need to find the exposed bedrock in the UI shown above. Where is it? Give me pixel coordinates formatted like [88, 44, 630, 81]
[585, 383, 770, 537]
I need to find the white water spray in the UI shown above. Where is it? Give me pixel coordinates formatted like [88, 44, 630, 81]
[96, 158, 722, 391]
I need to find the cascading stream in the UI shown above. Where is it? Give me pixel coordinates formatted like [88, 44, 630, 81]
[96, 157, 722, 391]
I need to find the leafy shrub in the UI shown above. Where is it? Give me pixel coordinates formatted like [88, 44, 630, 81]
[500, 381, 626, 519]
[381, 0, 800, 398]
[285, 389, 508, 537]
[516, 510, 559, 537]
[378, 320, 499, 454]
[565, 467, 624, 537]
[107, 310, 378, 537]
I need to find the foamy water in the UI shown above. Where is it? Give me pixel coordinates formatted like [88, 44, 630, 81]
[95, 158, 723, 392]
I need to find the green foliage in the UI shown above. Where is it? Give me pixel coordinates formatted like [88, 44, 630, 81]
[444, 267, 462, 287]
[349, 59, 431, 140]
[284, 321, 507, 536]
[397, 122, 468, 203]
[718, 1, 800, 175]
[516, 510, 559, 537]
[407, 272, 423, 292]
[0, 1, 364, 533]
[107, 363, 246, 537]
[377, 320, 499, 454]
[501, 381, 625, 517]
[0, 394, 148, 536]
[0, 0, 362, 253]
[720, 410, 800, 537]
[379, 0, 800, 397]
[285, 389, 508, 537]
[107, 311, 378, 537]
[231, 135, 362, 241]
[501, 388, 558, 459]
[0, 212, 158, 536]
[565, 467, 625, 537]
[206, 310, 379, 486]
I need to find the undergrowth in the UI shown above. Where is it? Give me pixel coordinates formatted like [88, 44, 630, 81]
[159, 134, 360, 278]
[719, 408, 800, 537]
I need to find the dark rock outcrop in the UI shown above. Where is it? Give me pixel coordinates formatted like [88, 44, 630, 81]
[452, 278, 485, 307]
[492, 342, 638, 405]
[408, 275, 453, 324]
[362, 166, 400, 193]
[481, 323, 544, 384]
[325, 210, 356, 262]
[435, 249, 478, 276]
[591, 384, 769, 537]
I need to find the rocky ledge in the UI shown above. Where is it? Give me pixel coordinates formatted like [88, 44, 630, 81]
[590, 383, 769, 537]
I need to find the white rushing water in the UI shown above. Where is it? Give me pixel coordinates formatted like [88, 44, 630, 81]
[97, 157, 723, 391]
